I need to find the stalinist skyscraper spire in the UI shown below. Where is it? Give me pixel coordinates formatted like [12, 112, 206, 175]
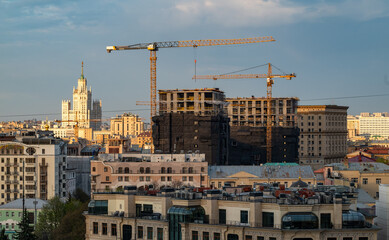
[61, 62, 102, 131]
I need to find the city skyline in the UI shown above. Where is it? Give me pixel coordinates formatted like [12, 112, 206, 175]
[1, 0, 389, 122]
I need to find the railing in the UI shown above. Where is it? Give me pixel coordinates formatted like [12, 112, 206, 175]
[5, 180, 11, 184]
[5, 189, 11, 193]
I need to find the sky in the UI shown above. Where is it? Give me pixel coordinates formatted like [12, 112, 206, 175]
[1, 0, 389, 122]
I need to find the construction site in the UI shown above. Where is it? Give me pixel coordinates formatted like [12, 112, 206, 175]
[106, 37, 298, 165]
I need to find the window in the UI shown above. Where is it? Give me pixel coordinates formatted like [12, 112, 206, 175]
[257, 237, 264, 240]
[146, 176, 150, 181]
[263, 212, 274, 227]
[102, 223, 107, 235]
[104, 167, 108, 172]
[140, 176, 144, 181]
[147, 227, 153, 240]
[214, 233, 221, 240]
[245, 236, 252, 240]
[92, 167, 96, 172]
[192, 231, 198, 240]
[327, 238, 337, 240]
[138, 226, 143, 238]
[203, 232, 209, 240]
[219, 209, 226, 224]
[320, 213, 332, 229]
[269, 238, 276, 240]
[42, 149, 45, 154]
[363, 178, 368, 184]
[182, 176, 187, 181]
[359, 237, 368, 240]
[376, 178, 381, 184]
[93, 222, 98, 234]
[167, 176, 172, 181]
[189, 176, 193, 181]
[111, 224, 117, 236]
[106, 176, 109, 181]
[343, 238, 352, 240]
[157, 228, 163, 240]
[161, 176, 165, 181]
[240, 210, 248, 224]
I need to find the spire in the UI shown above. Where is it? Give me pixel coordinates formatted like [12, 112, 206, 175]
[81, 61, 84, 79]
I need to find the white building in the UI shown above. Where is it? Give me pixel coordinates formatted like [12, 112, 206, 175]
[359, 112, 389, 138]
[62, 62, 102, 131]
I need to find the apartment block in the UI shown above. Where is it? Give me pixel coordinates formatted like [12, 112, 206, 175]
[158, 88, 225, 116]
[110, 113, 144, 137]
[0, 132, 73, 203]
[85, 184, 378, 240]
[91, 153, 208, 192]
[225, 97, 299, 127]
[297, 105, 348, 169]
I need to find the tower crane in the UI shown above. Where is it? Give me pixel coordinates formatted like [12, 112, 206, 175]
[193, 63, 295, 163]
[106, 36, 275, 122]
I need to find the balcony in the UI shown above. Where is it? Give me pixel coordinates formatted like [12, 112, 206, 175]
[12, 180, 19, 184]
[12, 189, 19, 193]
[5, 189, 11, 193]
[5, 180, 11, 184]
[39, 163, 48, 167]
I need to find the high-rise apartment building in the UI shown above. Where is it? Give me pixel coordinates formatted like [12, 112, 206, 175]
[0, 132, 73, 204]
[225, 97, 299, 127]
[110, 113, 144, 137]
[62, 62, 102, 131]
[297, 105, 348, 169]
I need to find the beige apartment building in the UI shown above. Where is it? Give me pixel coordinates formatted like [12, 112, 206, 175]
[85, 185, 378, 240]
[0, 133, 73, 204]
[91, 154, 208, 192]
[359, 112, 389, 138]
[347, 115, 360, 139]
[225, 97, 299, 127]
[297, 105, 348, 169]
[158, 88, 225, 115]
[323, 161, 389, 199]
[110, 113, 144, 137]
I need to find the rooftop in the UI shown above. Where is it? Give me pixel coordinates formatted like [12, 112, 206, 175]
[0, 198, 47, 210]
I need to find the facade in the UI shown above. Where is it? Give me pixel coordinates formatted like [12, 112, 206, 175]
[91, 153, 208, 192]
[153, 113, 229, 165]
[0, 132, 73, 203]
[110, 113, 144, 137]
[67, 156, 91, 196]
[225, 97, 299, 127]
[297, 105, 348, 169]
[359, 112, 389, 138]
[347, 115, 360, 139]
[85, 185, 378, 240]
[0, 198, 46, 239]
[61, 62, 102, 131]
[376, 184, 389, 240]
[229, 126, 299, 164]
[158, 88, 225, 116]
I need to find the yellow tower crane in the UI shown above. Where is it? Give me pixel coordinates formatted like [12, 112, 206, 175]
[193, 63, 295, 163]
[106, 36, 275, 122]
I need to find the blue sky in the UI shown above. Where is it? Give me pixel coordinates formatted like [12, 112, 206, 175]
[1, 0, 389, 122]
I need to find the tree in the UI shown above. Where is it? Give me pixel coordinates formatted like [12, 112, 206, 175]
[72, 188, 90, 203]
[35, 197, 66, 239]
[13, 210, 36, 240]
[51, 202, 88, 240]
[0, 228, 8, 240]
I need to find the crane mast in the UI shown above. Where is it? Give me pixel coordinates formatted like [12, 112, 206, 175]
[193, 63, 295, 163]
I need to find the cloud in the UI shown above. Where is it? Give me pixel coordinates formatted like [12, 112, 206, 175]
[165, 0, 389, 27]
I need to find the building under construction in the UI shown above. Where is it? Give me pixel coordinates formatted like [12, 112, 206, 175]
[152, 89, 299, 165]
[153, 88, 229, 165]
[225, 97, 299, 127]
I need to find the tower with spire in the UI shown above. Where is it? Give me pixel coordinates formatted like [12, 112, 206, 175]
[62, 62, 102, 131]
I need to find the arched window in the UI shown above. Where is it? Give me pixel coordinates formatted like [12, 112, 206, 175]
[182, 167, 187, 173]
[118, 167, 123, 173]
[124, 167, 130, 174]
[167, 167, 172, 173]
[161, 167, 166, 173]
[146, 167, 151, 173]
[188, 167, 193, 173]
[140, 167, 144, 174]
